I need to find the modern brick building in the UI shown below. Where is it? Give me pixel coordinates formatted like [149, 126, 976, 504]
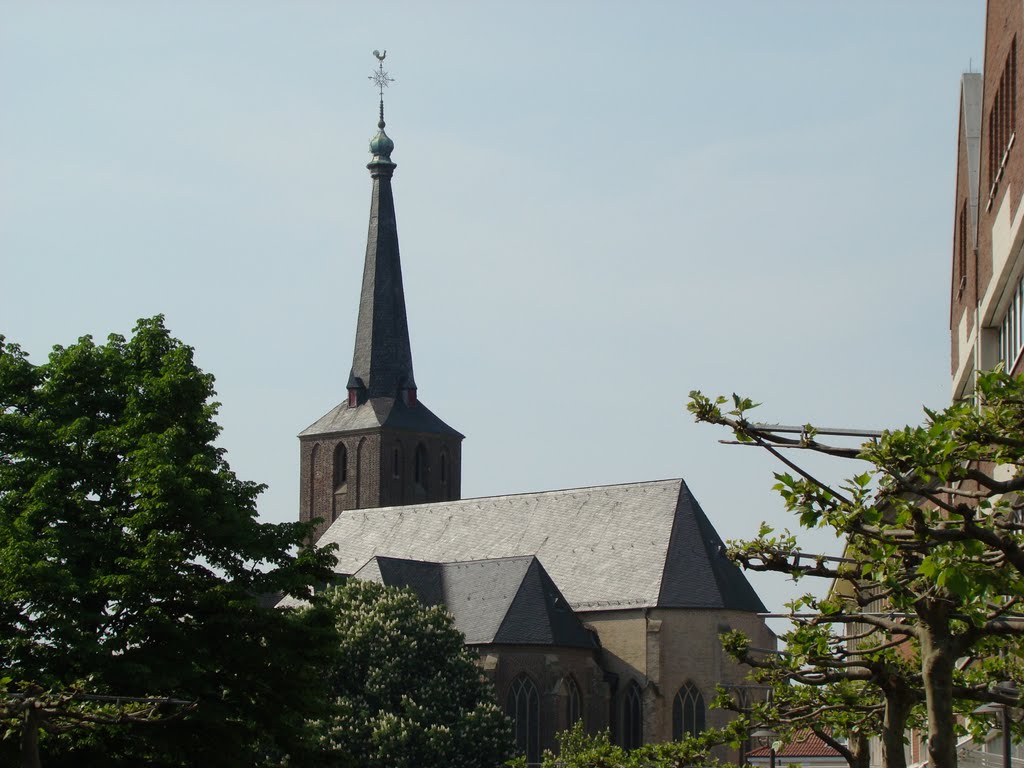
[949, 4, 1024, 767]
[298, 92, 775, 763]
[951, 0, 1024, 395]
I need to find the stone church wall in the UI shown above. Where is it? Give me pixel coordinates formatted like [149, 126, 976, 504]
[581, 607, 776, 759]
[477, 644, 610, 757]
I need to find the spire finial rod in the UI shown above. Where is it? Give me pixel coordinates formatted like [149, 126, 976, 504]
[370, 50, 394, 128]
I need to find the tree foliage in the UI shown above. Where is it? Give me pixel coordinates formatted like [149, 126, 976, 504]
[307, 579, 513, 768]
[689, 373, 1024, 768]
[718, 623, 916, 768]
[0, 318, 339, 766]
[514, 719, 749, 768]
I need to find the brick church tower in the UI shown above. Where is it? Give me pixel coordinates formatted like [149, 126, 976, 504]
[298, 87, 463, 541]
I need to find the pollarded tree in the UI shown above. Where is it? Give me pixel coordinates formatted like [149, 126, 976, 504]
[714, 590, 994, 768]
[689, 374, 1024, 768]
[308, 579, 514, 768]
[0, 317, 339, 766]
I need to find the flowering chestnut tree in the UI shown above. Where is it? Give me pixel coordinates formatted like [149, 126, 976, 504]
[309, 579, 513, 768]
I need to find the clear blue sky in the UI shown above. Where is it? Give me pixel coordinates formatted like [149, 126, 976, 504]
[0, 2, 985, 614]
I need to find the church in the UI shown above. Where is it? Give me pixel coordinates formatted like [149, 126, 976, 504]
[296, 79, 776, 763]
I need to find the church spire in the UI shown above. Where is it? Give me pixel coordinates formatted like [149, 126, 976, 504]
[298, 51, 463, 535]
[347, 51, 417, 406]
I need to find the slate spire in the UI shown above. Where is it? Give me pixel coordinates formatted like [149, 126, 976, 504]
[347, 71, 417, 405]
[298, 53, 463, 537]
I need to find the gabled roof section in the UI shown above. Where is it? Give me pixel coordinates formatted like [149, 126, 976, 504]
[298, 395, 463, 438]
[319, 478, 765, 612]
[355, 555, 598, 647]
[658, 482, 765, 611]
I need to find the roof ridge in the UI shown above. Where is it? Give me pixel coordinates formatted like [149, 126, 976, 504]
[345, 477, 685, 516]
[463, 477, 683, 501]
[441, 555, 537, 567]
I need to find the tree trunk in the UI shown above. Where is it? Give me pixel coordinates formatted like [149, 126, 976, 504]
[847, 731, 872, 768]
[920, 629, 958, 768]
[881, 690, 910, 768]
[20, 703, 42, 768]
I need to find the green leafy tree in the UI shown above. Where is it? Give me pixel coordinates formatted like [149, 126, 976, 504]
[719, 621, 915, 768]
[307, 579, 513, 768]
[689, 375, 1024, 768]
[0, 317, 339, 766]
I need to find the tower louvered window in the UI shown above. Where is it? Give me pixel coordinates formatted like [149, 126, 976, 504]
[333, 443, 347, 489]
[414, 443, 428, 491]
[308, 443, 319, 516]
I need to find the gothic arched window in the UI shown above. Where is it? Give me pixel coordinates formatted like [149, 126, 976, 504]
[672, 682, 706, 741]
[623, 681, 643, 750]
[333, 443, 347, 489]
[506, 673, 540, 764]
[565, 675, 582, 728]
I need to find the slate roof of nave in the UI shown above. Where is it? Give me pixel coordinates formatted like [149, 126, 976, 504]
[355, 555, 599, 647]
[317, 478, 766, 613]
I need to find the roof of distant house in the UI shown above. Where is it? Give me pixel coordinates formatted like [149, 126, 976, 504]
[747, 729, 844, 759]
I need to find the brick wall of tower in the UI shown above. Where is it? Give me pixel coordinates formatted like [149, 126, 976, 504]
[300, 433, 382, 542]
[377, 432, 462, 508]
[299, 430, 462, 543]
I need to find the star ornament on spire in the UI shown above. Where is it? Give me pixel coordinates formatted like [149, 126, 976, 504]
[369, 49, 394, 99]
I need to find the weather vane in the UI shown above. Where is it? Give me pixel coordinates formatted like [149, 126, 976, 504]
[369, 50, 394, 113]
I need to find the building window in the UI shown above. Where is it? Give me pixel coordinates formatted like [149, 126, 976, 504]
[672, 682, 706, 741]
[1000, 272, 1024, 370]
[958, 201, 967, 296]
[565, 676, 582, 728]
[414, 443, 428, 491]
[623, 681, 643, 750]
[392, 444, 401, 479]
[732, 686, 753, 758]
[989, 36, 1017, 194]
[333, 443, 347, 489]
[507, 673, 540, 765]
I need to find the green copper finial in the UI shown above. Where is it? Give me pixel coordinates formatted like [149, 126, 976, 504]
[368, 50, 395, 166]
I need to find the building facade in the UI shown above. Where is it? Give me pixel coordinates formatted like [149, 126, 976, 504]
[951, 0, 1024, 397]
[949, 4, 1024, 766]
